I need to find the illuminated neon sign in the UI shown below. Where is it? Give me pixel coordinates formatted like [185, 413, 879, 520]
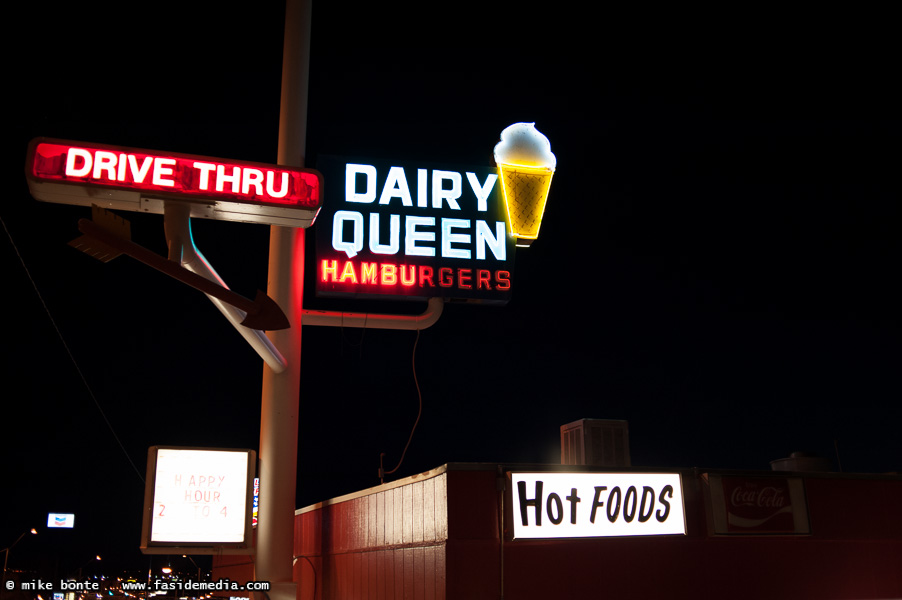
[510, 472, 686, 539]
[494, 123, 556, 246]
[314, 156, 515, 303]
[25, 138, 323, 228]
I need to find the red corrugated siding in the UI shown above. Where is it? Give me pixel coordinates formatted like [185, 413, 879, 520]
[214, 467, 902, 599]
[499, 473, 902, 599]
[293, 471, 449, 599]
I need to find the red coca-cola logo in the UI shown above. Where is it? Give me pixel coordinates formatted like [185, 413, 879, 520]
[730, 485, 787, 509]
[723, 477, 795, 533]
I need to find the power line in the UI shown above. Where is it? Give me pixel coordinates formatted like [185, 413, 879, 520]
[1, 214, 145, 484]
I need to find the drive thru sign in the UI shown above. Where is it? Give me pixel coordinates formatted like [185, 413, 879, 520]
[26, 138, 323, 228]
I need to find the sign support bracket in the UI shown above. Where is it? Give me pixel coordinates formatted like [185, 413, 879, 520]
[301, 297, 443, 330]
[162, 202, 287, 372]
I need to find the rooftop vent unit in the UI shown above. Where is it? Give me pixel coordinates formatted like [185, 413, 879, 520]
[770, 451, 833, 472]
[561, 419, 630, 467]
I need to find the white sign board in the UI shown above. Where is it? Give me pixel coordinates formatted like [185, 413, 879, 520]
[511, 472, 686, 539]
[47, 513, 75, 528]
[141, 447, 255, 554]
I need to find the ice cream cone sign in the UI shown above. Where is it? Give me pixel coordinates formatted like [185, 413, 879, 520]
[494, 123, 556, 247]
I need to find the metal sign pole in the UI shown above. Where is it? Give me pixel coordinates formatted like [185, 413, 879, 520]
[255, 1, 310, 598]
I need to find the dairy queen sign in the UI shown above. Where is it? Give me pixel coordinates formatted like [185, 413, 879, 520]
[314, 156, 516, 304]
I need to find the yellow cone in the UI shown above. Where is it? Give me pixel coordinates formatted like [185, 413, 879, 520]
[498, 163, 554, 241]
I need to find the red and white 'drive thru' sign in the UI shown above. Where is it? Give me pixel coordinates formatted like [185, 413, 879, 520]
[26, 138, 323, 228]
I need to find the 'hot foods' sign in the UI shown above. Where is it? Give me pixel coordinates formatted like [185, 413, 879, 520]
[511, 472, 686, 539]
[314, 156, 516, 303]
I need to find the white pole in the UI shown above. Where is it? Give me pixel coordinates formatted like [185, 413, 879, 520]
[255, 1, 310, 598]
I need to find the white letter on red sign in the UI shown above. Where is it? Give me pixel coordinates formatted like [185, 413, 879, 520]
[92, 151, 117, 181]
[266, 171, 289, 198]
[128, 155, 153, 183]
[193, 162, 216, 190]
[65, 148, 92, 177]
[153, 158, 176, 187]
[217, 165, 241, 193]
[242, 168, 264, 196]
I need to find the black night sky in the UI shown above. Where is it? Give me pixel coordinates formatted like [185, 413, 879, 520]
[5, 3, 900, 577]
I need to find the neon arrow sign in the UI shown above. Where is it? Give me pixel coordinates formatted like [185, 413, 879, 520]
[25, 138, 323, 228]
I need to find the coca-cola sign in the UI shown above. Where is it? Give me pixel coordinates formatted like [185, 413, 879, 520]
[725, 477, 794, 532]
[704, 474, 810, 535]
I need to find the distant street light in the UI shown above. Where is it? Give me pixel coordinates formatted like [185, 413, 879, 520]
[182, 555, 202, 582]
[1, 529, 38, 600]
[76, 555, 101, 579]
